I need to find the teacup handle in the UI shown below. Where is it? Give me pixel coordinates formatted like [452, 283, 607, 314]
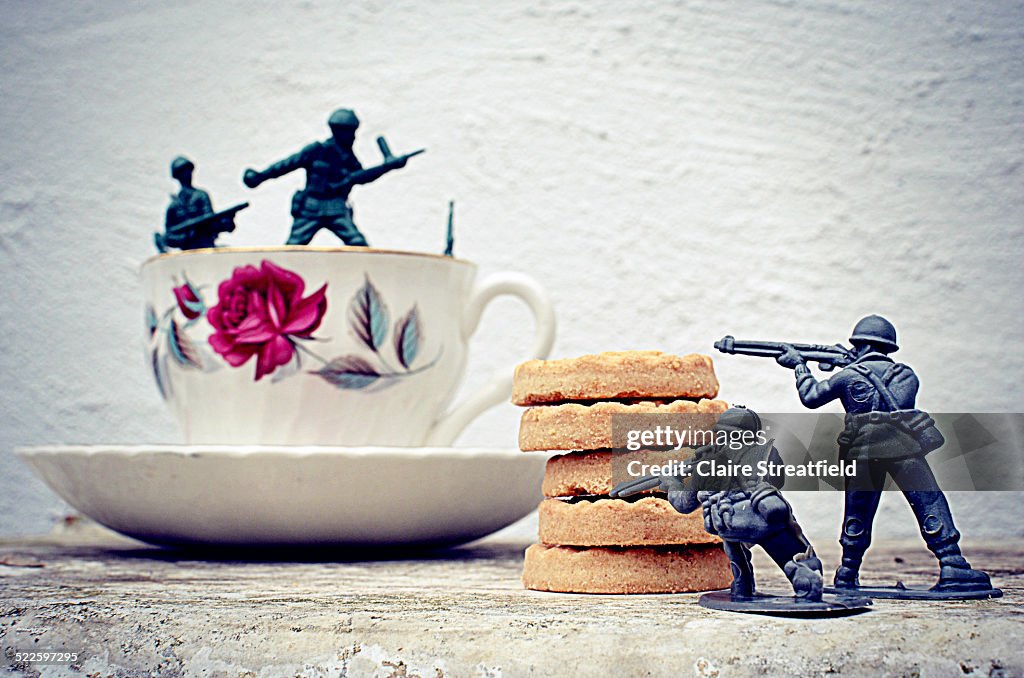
[425, 272, 556, 446]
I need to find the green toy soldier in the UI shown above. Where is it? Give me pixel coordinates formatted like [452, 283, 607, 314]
[242, 108, 423, 246]
[154, 156, 246, 253]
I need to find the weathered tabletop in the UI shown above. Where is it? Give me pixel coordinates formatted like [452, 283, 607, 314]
[0, 525, 1021, 677]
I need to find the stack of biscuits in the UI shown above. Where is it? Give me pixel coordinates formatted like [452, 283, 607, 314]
[513, 351, 734, 594]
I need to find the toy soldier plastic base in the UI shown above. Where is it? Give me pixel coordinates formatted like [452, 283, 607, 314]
[697, 528, 872, 616]
[612, 407, 871, 617]
[242, 108, 424, 247]
[824, 582, 1002, 601]
[718, 316, 1001, 601]
[698, 591, 870, 615]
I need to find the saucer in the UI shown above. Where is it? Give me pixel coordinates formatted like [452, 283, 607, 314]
[16, 445, 546, 548]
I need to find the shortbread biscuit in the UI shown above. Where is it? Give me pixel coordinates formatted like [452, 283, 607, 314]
[512, 351, 719, 406]
[519, 398, 728, 452]
[523, 543, 731, 594]
[538, 497, 717, 547]
[543, 450, 696, 496]
[542, 451, 617, 496]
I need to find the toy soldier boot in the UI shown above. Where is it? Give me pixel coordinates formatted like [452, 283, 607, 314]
[834, 489, 881, 589]
[760, 528, 824, 602]
[783, 550, 824, 602]
[935, 554, 993, 591]
[904, 488, 994, 592]
[721, 540, 755, 599]
[834, 565, 859, 589]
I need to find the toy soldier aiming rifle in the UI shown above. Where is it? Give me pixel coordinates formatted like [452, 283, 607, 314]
[242, 108, 424, 246]
[715, 316, 1001, 599]
[612, 406, 871, 614]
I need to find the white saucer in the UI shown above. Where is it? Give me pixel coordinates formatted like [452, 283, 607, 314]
[16, 445, 546, 548]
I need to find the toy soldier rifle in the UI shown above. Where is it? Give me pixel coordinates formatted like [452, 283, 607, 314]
[377, 136, 425, 166]
[610, 458, 696, 499]
[610, 474, 671, 498]
[177, 202, 248, 236]
[325, 136, 425, 193]
[159, 202, 249, 252]
[444, 200, 455, 257]
[714, 335, 855, 372]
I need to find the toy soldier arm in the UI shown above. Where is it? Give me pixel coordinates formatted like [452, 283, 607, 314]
[765, 444, 785, 489]
[163, 196, 194, 246]
[243, 144, 316, 188]
[342, 149, 425, 188]
[793, 364, 844, 409]
[194, 189, 213, 213]
[334, 139, 426, 190]
[164, 200, 179, 229]
[667, 489, 701, 515]
[346, 163, 392, 186]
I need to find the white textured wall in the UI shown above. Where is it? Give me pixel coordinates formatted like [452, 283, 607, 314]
[1, 1, 1022, 544]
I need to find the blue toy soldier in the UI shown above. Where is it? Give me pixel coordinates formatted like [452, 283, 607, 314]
[154, 156, 246, 253]
[612, 406, 870, 614]
[242, 109, 423, 246]
[775, 315, 998, 598]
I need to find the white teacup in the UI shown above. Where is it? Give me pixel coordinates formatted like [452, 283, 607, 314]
[140, 247, 556, 446]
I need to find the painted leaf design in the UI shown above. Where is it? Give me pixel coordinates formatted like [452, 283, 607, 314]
[313, 355, 381, 389]
[393, 306, 421, 369]
[152, 349, 171, 400]
[146, 305, 158, 338]
[167, 319, 202, 369]
[348, 276, 389, 351]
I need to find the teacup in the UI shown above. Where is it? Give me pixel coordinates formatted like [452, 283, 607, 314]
[140, 247, 556, 446]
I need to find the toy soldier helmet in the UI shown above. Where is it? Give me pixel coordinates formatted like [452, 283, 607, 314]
[328, 108, 360, 129]
[849, 314, 899, 353]
[170, 156, 194, 179]
[714, 406, 762, 433]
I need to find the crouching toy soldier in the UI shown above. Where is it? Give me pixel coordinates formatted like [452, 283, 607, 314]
[612, 406, 868, 613]
[775, 315, 998, 598]
[154, 156, 245, 253]
[242, 108, 422, 246]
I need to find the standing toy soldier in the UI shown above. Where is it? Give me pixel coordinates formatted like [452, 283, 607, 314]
[242, 108, 424, 246]
[612, 406, 871, 615]
[154, 156, 247, 253]
[719, 316, 1000, 599]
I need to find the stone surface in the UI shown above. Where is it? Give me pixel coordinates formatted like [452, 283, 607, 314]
[0, 523, 1021, 676]
[1, 1, 1022, 541]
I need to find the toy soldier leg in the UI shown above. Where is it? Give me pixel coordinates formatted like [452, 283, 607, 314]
[835, 460, 886, 589]
[760, 528, 823, 601]
[890, 457, 994, 591]
[162, 228, 194, 251]
[286, 217, 325, 245]
[720, 540, 755, 599]
[326, 214, 369, 247]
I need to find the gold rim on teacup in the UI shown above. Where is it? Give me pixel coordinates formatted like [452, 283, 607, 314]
[142, 245, 473, 267]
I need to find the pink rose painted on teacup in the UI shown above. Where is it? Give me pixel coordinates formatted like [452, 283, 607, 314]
[207, 260, 328, 380]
